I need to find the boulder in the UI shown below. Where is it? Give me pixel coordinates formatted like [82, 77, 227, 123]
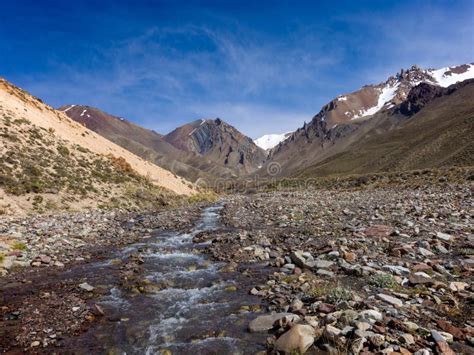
[314, 260, 335, 269]
[369, 334, 385, 347]
[275, 324, 316, 354]
[78, 282, 94, 292]
[365, 225, 393, 238]
[400, 333, 415, 345]
[448, 281, 468, 292]
[290, 251, 315, 269]
[376, 293, 403, 307]
[409, 273, 433, 285]
[350, 337, 366, 354]
[248, 313, 299, 333]
[359, 309, 383, 322]
[436, 232, 452, 242]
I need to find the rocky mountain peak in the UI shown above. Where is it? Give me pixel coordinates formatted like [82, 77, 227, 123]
[299, 62, 474, 131]
[164, 117, 266, 174]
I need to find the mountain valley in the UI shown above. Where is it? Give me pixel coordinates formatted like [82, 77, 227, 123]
[1, 62, 473, 355]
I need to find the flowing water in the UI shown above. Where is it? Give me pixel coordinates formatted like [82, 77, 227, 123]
[71, 206, 268, 354]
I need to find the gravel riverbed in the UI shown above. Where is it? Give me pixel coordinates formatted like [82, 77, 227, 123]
[1, 183, 473, 354]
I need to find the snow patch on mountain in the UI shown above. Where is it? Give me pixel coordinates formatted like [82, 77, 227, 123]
[254, 132, 292, 150]
[62, 104, 76, 112]
[428, 64, 474, 87]
[352, 83, 399, 120]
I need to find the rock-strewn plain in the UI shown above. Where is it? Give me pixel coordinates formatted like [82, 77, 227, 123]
[202, 182, 473, 354]
[1, 173, 473, 354]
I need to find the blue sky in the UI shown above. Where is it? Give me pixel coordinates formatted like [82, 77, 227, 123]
[0, 0, 473, 138]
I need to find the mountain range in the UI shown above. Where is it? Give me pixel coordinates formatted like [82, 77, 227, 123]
[61, 62, 474, 182]
[1, 62, 473, 213]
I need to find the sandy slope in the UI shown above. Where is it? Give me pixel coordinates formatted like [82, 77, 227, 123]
[0, 78, 195, 195]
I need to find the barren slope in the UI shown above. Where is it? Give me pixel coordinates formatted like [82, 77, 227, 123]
[165, 118, 266, 175]
[297, 81, 474, 177]
[0, 79, 194, 196]
[60, 105, 237, 182]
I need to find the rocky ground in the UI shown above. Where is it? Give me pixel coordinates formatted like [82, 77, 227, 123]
[201, 184, 474, 354]
[1, 181, 473, 354]
[0, 205, 203, 351]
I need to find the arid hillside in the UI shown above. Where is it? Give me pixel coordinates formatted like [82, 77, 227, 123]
[0, 78, 195, 214]
[265, 80, 474, 178]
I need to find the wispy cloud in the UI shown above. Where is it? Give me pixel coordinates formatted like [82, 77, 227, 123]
[11, 1, 473, 137]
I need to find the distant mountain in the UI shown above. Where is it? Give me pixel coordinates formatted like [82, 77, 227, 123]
[265, 63, 474, 177]
[62, 107, 264, 180]
[296, 79, 474, 177]
[301, 63, 474, 130]
[254, 132, 292, 150]
[164, 118, 267, 175]
[60, 105, 242, 182]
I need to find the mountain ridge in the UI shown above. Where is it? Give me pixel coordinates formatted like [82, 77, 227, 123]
[163, 118, 267, 175]
[265, 78, 474, 178]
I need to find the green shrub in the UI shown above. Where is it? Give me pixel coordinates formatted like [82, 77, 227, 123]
[326, 287, 352, 304]
[57, 145, 70, 156]
[12, 242, 27, 250]
[369, 274, 397, 288]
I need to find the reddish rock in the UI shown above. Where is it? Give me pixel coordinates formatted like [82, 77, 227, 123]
[372, 324, 386, 334]
[318, 303, 335, 313]
[409, 273, 434, 285]
[436, 320, 465, 340]
[390, 248, 402, 257]
[436, 341, 455, 355]
[343, 251, 357, 262]
[412, 263, 432, 272]
[365, 225, 393, 238]
[421, 299, 435, 307]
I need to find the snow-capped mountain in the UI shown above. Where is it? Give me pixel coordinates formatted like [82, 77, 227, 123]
[254, 132, 293, 150]
[265, 62, 474, 178]
[315, 63, 474, 128]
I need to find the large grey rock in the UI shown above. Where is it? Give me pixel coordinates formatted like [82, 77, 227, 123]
[324, 324, 342, 340]
[78, 282, 95, 292]
[376, 293, 403, 307]
[436, 232, 452, 242]
[248, 313, 299, 333]
[316, 269, 335, 277]
[0, 256, 15, 270]
[314, 260, 335, 269]
[369, 334, 385, 347]
[400, 333, 415, 345]
[290, 250, 315, 269]
[351, 337, 366, 354]
[383, 264, 410, 275]
[359, 309, 383, 322]
[418, 247, 434, 257]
